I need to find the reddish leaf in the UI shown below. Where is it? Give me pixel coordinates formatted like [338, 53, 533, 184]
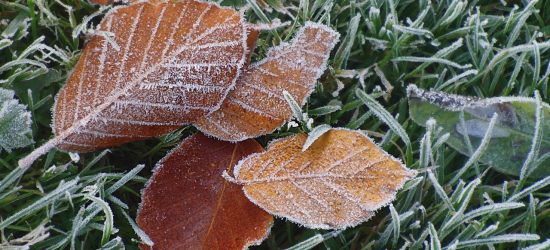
[233, 128, 417, 229]
[53, 0, 251, 152]
[137, 133, 273, 249]
[194, 22, 340, 141]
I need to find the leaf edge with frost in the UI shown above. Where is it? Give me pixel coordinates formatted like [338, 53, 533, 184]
[0, 88, 33, 153]
[233, 127, 417, 230]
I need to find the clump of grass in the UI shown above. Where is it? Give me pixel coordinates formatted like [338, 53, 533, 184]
[1, 0, 550, 249]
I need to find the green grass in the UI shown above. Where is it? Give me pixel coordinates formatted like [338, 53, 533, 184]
[2, 0, 550, 249]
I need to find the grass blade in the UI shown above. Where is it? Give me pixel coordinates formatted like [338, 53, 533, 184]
[356, 89, 411, 148]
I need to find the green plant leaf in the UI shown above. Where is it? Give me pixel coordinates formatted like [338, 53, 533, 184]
[0, 88, 32, 153]
[407, 85, 550, 178]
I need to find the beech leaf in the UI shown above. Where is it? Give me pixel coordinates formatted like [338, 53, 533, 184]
[233, 128, 417, 229]
[0, 88, 33, 153]
[52, 0, 251, 152]
[137, 133, 273, 250]
[407, 85, 550, 178]
[88, 0, 112, 5]
[194, 22, 340, 141]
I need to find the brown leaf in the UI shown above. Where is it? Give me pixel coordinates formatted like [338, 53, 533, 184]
[194, 22, 340, 141]
[53, 0, 251, 152]
[88, 0, 113, 5]
[137, 133, 273, 249]
[233, 128, 417, 229]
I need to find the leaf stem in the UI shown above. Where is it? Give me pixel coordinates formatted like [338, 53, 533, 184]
[18, 136, 62, 169]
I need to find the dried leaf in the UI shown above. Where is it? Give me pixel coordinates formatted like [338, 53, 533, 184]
[87, 0, 112, 5]
[233, 128, 417, 229]
[0, 88, 33, 153]
[194, 22, 340, 141]
[53, 0, 251, 152]
[137, 133, 273, 250]
[88, 0, 165, 6]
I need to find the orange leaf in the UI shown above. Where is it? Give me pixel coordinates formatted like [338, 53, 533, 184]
[88, 0, 113, 5]
[194, 22, 340, 141]
[53, 0, 251, 152]
[88, 0, 164, 5]
[137, 133, 273, 249]
[233, 128, 417, 229]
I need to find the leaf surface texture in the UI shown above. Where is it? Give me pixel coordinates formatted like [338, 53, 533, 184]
[234, 128, 417, 229]
[137, 133, 273, 250]
[194, 22, 340, 141]
[53, 0, 250, 152]
[0, 88, 32, 152]
[408, 84, 550, 177]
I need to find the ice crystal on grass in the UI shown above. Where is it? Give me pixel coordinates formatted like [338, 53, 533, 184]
[1, 12, 30, 41]
[0, 223, 50, 249]
[0, 88, 32, 153]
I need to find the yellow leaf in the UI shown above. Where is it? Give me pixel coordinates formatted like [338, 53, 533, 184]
[233, 128, 417, 229]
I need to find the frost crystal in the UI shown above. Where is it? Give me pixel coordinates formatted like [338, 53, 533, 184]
[137, 133, 272, 249]
[52, 0, 250, 152]
[0, 88, 33, 152]
[234, 128, 417, 230]
[194, 22, 340, 141]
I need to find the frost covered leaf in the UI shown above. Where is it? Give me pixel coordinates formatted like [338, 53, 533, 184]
[233, 128, 417, 229]
[0, 88, 32, 152]
[53, 0, 250, 152]
[88, 0, 113, 5]
[88, 0, 165, 5]
[407, 85, 550, 178]
[194, 22, 340, 141]
[137, 133, 273, 250]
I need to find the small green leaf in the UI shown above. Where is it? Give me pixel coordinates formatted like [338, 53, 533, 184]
[0, 88, 33, 153]
[407, 85, 550, 178]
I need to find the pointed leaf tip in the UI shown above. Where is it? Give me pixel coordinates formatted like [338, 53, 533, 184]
[53, 0, 252, 152]
[234, 128, 417, 229]
[137, 133, 273, 250]
[194, 22, 340, 141]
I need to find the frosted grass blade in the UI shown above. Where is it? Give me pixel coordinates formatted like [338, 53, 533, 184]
[457, 234, 539, 248]
[450, 114, 498, 184]
[120, 208, 153, 246]
[85, 195, 114, 245]
[429, 223, 441, 250]
[0, 179, 79, 230]
[105, 164, 144, 195]
[390, 204, 400, 246]
[303, 124, 331, 151]
[356, 89, 411, 148]
[427, 170, 453, 211]
[519, 91, 543, 181]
